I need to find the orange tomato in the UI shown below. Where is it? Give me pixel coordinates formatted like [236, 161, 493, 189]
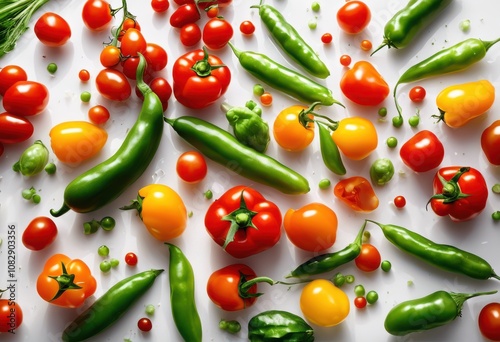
[332, 117, 377, 160]
[334, 176, 379, 212]
[273, 105, 314, 152]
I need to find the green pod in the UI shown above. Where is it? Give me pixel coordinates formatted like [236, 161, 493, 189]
[385, 290, 497, 336]
[228, 42, 342, 107]
[166, 243, 202, 342]
[286, 220, 366, 278]
[367, 220, 500, 280]
[164, 116, 310, 195]
[252, 3, 330, 79]
[13, 140, 49, 176]
[248, 310, 314, 342]
[50, 54, 164, 217]
[317, 122, 345, 176]
[372, 0, 453, 54]
[62, 269, 164, 342]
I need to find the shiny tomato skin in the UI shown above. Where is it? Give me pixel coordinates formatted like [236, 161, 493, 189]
[2, 81, 49, 116]
[95, 68, 131, 101]
[120, 28, 147, 57]
[176, 151, 208, 183]
[478, 303, 500, 341]
[82, 0, 113, 31]
[180, 23, 202, 47]
[332, 117, 377, 160]
[399, 130, 444, 172]
[22, 216, 58, 251]
[355, 243, 381, 272]
[34, 12, 72, 47]
[0, 65, 28, 96]
[0, 112, 34, 144]
[481, 120, 500, 165]
[337, 0, 371, 34]
[0, 299, 23, 332]
[144, 43, 168, 72]
[203, 17, 233, 50]
[273, 105, 314, 152]
[340, 61, 389, 106]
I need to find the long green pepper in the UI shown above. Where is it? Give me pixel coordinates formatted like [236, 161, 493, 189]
[251, 2, 330, 79]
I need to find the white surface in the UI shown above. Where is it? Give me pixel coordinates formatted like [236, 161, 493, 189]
[1, 0, 500, 341]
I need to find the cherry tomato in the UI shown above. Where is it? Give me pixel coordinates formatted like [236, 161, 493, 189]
[355, 243, 381, 272]
[88, 105, 110, 125]
[34, 12, 71, 47]
[399, 130, 444, 173]
[151, 0, 169, 13]
[203, 17, 233, 50]
[121, 56, 141, 80]
[170, 4, 200, 28]
[22, 216, 58, 251]
[138, 317, 153, 332]
[144, 43, 168, 72]
[82, 0, 113, 31]
[0, 143, 3, 157]
[0, 299, 23, 333]
[481, 120, 500, 165]
[2, 81, 49, 117]
[78, 69, 90, 82]
[360, 39, 372, 51]
[147, 77, 172, 111]
[284, 203, 338, 252]
[321, 33, 333, 44]
[118, 18, 141, 41]
[336, 0, 371, 34]
[120, 28, 147, 57]
[259, 92, 273, 106]
[0, 112, 34, 144]
[332, 117, 378, 160]
[393, 195, 406, 209]
[339, 54, 352, 67]
[240, 20, 255, 35]
[273, 105, 314, 152]
[409, 86, 426, 102]
[95, 68, 131, 101]
[354, 296, 367, 309]
[206, 5, 219, 18]
[176, 151, 208, 183]
[0, 65, 28, 96]
[180, 23, 202, 47]
[99, 45, 121, 67]
[125, 252, 138, 266]
[478, 302, 500, 341]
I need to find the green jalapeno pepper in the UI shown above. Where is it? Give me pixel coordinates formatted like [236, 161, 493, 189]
[228, 42, 342, 107]
[286, 220, 366, 278]
[166, 243, 202, 342]
[367, 220, 500, 281]
[317, 122, 346, 176]
[251, 2, 330, 79]
[62, 269, 164, 342]
[13, 140, 49, 176]
[371, 0, 453, 55]
[164, 115, 310, 195]
[385, 289, 497, 336]
[248, 310, 315, 342]
[393, 37, 500, 125]
[50, 53, 164, 217]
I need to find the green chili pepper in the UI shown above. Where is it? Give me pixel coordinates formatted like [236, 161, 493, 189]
[164, 116, 310, 195]
[385, 289, 497, 336]
[369, 158, 394, 185]
[248, 310, 314, 342]
[286, 220, 366, 278]
[317, 122, 346, 176]
[50, 53, 164, 217]
[61, 269, 164, 342]
[251, 2, 330, 79]
[166, 243, 202, 342]
[222, 101, 270, 153]
[393, 37, 500, 122]
[13, 140, 49, 176]
[367, 220, 500, 281]
[228, 42, 342, 107]
[371, 0, 453, 55]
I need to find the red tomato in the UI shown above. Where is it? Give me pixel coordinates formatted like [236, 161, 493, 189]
[393, 195, 406, 209]
[202, 17, 233, 50]
[170, 4, 200, 28]
[34, 12, 71, 47]
[144, 43, 168, 72]
[206, 5, 219, 18]
[337, 0, 371, 34]
[321, 33, 333, 44]
[340, 54, 352, 67]
[334, 176, 379, 212]
[2, 81, 49, 116]
[0, 143, 4, 157]
[197, 0, 232, 9]
[355, 243, 381, 272]
[354, 296, 367, 309]
[22, 216, 58, 251]
[151, 0, 169, 12]
[96, 68, 131, 101]
[399, 130, 445, 173]
[137, 317, 153, 332]
[0, 65, 28, 96]
[481, 120, 500, 165]
[0, 112, 34, 144]
[120, 28, 147, 57]
[180, 23, 202, 46]
[88, 105, 110, 125]
[99, 45, 121, 67]
[147, 77, 172, 111]
[340, 61, 389, 106]
[78, 69, 90, 82]
[0, 299, 23, 333]
[118, 18, 141, 41]
[125, 252, 138, 266]
[240, 20, 255, 35]
[121, 56, 142, 80]
[82, 0, 113, 31]
[409, 86, 426, 102]
[176, 151, 208, 183]
[478, 303, 500, 341]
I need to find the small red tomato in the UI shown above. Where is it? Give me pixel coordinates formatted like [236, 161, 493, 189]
[176, 151, 208, 183]
[95, 68, 131, 101]
[170, 4, 200, 28]
[321, 33, 333, 44]
[409, 86, 426, 102]
[125, 252, 138, 266]
[2, 81, 49, 116]
[393, 195, 406, 209]
[240, 20, 255, 35]
[0, 65, 28, 96]
[354, 296, 367, 309]
[339, 54, 351, 67]
[340, 61, 389, 106]
[144, 43, 168, 72]
[180, 23, 202, 47]
[203, 17, 233, 50]
[82, 0, 113, 31]
[135, 77, 172, 112]
[34, 12, 72, 47]
[400, 130, 444, 173]
[88, 105, 110, 125]
[22, 216, 58, 251]
[137, 317, 153, 332]
[206, 5, 219, 18]
[360, 39, 372, 51]
[78, 69, 90, 82]
[0, 299, 23, 332]
[0, 112, 34, 144]
[355, 243, 381, 272]
[120, 28, 147, 57]
[121, 56, 141, 80]
[481, 120, 500, 165]
[337, 0, 371, 34]
[478, 302, 500, 341]
[151, 0, 169, 13]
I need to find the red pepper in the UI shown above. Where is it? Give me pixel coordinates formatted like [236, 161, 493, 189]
[339, 60, 389, 106]
[204, 185, 282, 258]
[334, 176, 379, 212]
[428, 166, 488, 222]
[173, 47, 231, 109]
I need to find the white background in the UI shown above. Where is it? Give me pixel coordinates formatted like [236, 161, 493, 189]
[1, 0, 500, 341]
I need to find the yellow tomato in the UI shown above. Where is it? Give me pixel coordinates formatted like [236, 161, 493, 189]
[49, 121, 107, 164]
[332, 117, 377, 160]
[300, 279, 350, 327]
[138, 184, 187, 241]
[273, 105, 315, 152]
[435, 79, 495, 128]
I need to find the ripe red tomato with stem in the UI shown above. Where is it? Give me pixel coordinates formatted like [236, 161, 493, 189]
[117, 18, 141, 41]
[100, 45, 121, 67]
[355, 243, 381, 272]
[180, 23, 202, 46]
[478, 303, 500, 341]
[144, 43, 168, 72]
[95, 68, 131, 101]
[0, 65, 27, 96]
[206, 5, 219, 18]
[82, 0, 113, 31]
[176, 151, 208, 183]
[2, 81, 49, 117]
[399, 130, 444, 173]
[34, 12, 71, 47]
[0, 112, 34, 144]
[0, 297, 23, 332]
[120, 28, 147, 57]
[203, 16, 233, 50]
[337, 0, 371, 34]
[22, 216, 58, 251]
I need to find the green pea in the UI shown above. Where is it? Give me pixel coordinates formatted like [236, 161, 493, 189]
[100, 260, 111, 273]
[386, 136, 398, 148]
[332, 273, 346, 287]
[219, 319, 241, 334]
[32, 194, 41, 204]
[459, 19, 470, 32]
[188, 211, 193, 218]
[392, 116, 403, 128]
[253, 84, 265, 97]
[47, 62, 58, 74]
[80, 91, 91, 103]
[354, 284, 365, 297]
[83, 219, 100, 235]
[378, 107, 388, 117]
[408, 114, 420, 127]
[204, 189, 213, 200]
[44, 162, 57, 174]
[22, 187, 35, 200]
[381, 260, 392, 272]
[145, 304, 156, 315]
[98, 245, 110, 257]
[492, 211, 500, 221]
[345, 274, 355, 284]
[492, 183, 500, 194]
[318, 178, 331, 189]
[366, 290, 379, 304]
[100, 216, 116, 231]
[311, 1, 320, 12]
[110, 258, 120, 268]
[362, 231, 371, 243]
[308, 18, 317, 29]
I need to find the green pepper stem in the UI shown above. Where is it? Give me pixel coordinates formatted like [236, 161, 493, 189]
[227, 41, 241, 59]
[239, 275, 312, 298]
[120, 194, 144, 219]
[449, 290, 497, 312]
[135, 53, 151, 96]
[482, 37, 500, 52]
[50, 203, 71, 217]
[370, 40, 389, 56]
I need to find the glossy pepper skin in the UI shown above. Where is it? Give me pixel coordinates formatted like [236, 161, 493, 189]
[36, 254, 96, 308]
[62, 269, 163, 342]
[340, 61, 390, 106]
[317, 122, 346, 176]
[205, 185, 282, 258]
[50, 54, 164, 217]
[385, 290, 497, 336]
[248, 310, 315, 342]
[251, 3, 330, 79]
[429, 166, 488, 222]
[434, 79, 495, 127]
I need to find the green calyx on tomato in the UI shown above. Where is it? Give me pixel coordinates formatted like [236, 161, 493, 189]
[48, 262, 83, 301]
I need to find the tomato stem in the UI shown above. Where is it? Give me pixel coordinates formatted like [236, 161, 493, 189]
[48, 262, 82, 301]
[429, 167, 471, 204]
[221, 190, 258, 249]
[191, 46, 226, 77]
